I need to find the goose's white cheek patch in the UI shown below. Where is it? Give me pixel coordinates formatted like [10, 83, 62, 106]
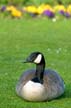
[34, 54, 42, 64]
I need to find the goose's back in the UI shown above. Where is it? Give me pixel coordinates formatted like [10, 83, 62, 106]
[43, 69, 65, 99]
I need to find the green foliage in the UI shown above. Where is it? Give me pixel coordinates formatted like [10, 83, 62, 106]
[0, 0, 71, 5]
[56, 0, 71, 5]
[0, 0, 24, 5]
[63, 0, 71, 5]
[0, 0, 50, 5]
[0, 0, 7, 4]
[33, 0, 55, 6]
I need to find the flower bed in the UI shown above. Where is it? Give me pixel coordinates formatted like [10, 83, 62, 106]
[0, 4, 71, 19]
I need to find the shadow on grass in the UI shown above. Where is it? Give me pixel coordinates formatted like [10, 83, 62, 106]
[63, 83, 71, 98]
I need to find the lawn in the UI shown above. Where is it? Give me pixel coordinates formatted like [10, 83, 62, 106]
[0, 18, 71, 108]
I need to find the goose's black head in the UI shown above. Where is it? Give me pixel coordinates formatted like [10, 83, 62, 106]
[24, 52, 45, 65]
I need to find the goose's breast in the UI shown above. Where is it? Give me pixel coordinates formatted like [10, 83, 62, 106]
[21, 80, 47, 101]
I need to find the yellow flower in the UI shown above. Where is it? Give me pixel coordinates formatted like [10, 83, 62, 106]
[37, 6, 44, 14]
[24, 5, 38, 13]
[66, 5, 71, 13]
[54, 5, 66, 12]
[11, 9, 22, 18]
[43, 4, 54, 12]
[37, 4, 54, 14]
[6, 5, 22, 18]
[6, 5, 16, 12]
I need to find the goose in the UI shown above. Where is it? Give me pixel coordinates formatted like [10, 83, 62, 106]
[16, 52, 65, 102]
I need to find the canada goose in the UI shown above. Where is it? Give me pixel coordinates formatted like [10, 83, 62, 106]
[16, 52, 65, 101]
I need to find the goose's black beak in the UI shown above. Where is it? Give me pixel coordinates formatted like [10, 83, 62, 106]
[23, 57, 32, 63]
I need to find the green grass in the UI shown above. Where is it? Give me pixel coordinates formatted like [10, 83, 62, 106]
[0, 18, 71, 108]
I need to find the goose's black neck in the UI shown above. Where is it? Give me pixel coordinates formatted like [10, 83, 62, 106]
[35, 57, 45, 83]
